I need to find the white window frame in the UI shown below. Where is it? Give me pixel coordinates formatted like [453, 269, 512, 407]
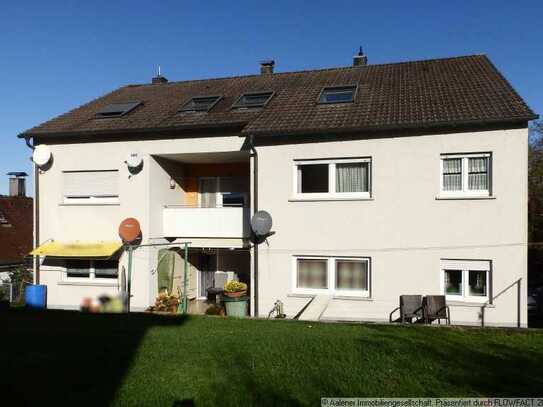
[439, 153, 492, 198]
[440, 259, 491, 303]
[292, 157, 371, 200]
[63, 259, 119, 283]
[62, 170, 119, 204]
[292, 256, 371, 298]
[198, 176, 220, 208]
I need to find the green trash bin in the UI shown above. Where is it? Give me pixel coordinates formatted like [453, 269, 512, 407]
[223, 295, 249, 318]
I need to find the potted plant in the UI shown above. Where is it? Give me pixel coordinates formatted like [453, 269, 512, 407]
[147, 291, 180, 313]
[223, 281, 247, 298]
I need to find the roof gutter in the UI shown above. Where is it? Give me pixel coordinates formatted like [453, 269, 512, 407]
[18, 121, 250, 140]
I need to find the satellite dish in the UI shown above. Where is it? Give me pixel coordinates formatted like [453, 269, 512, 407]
[126, 153, 143, 170]
[251, 210, 273, 236]
[32, 144, 52, 167]
[119, 217, 142, 243]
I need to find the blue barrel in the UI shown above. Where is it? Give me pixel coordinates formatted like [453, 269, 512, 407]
[25, 285, 47, 309]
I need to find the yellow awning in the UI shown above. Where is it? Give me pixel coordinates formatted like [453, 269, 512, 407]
[30, 241, 122, 258]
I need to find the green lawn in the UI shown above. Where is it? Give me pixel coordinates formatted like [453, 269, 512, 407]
[2, 310, 543, 406]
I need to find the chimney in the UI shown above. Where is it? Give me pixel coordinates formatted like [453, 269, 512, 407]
[152, 75, 168, 84]
[260, 60, 275, 75]
[353, 46, 368, 66]
[7, 172, 28, 197]
[152, 65, 168, 84]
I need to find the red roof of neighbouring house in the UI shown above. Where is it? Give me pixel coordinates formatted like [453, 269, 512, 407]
[19, 55, 537, 140]
[0, 196, 33, 267]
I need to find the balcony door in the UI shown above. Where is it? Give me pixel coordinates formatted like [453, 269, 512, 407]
[198, 176, 246, 208]
[199, 177, 218, 208]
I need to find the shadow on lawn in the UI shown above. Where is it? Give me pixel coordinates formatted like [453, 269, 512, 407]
[358, 325, 543, 396]
[1, 309, 187, 406]
[209, 350, 307, 407]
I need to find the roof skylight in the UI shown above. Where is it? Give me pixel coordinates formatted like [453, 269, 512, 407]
[179, 96, 222, 113]
[232, 92, 274, 108]
[318, 86, 357, 104]
[95, 101, 142, 118]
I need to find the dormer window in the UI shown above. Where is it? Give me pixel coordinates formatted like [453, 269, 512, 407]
[179, 96, 222, 113]
[95, 101, 142, 118]
[318, 86, 357, 104]
[232, 92, 274, 108]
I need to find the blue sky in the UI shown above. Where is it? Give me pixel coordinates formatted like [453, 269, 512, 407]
[0, 0, 541, 195]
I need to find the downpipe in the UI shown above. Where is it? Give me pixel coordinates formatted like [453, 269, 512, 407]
[24, 136, 40, 284]
[249, 134, 259, 317]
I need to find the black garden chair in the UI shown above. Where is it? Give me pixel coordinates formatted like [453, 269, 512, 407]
[423, 295, 451, 325]
[389, 295, 423, 323]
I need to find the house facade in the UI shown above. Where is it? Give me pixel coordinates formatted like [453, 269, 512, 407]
[19, 53, 537, 326]
[0, 174, 33, 278]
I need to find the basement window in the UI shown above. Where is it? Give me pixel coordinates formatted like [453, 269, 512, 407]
[0, 210, 11, 227]
[294, 256, 371, 297]
[318, 86, 357, 104]
[179, 96, 222, 113]
[66, 259, 119, 280]
[95, 101, 142, 118]
[441, 259, 491, 303]
[232, 92, 274, 108]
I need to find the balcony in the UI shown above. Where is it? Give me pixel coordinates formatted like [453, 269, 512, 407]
[163, 205, 251, 239]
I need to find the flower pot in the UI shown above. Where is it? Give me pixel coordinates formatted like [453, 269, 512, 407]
[224, 290, 247, 298]
[223, 295, 249, 318]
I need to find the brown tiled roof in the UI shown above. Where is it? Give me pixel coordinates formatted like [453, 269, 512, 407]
[20, 55, 537, 139]
[0, 196, 33, 267]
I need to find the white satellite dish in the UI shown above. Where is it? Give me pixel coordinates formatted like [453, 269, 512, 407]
[126, 153, 143, 170]
[32, 144, 52, 167]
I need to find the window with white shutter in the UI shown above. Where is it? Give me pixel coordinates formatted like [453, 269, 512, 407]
[63, 170, 119, 203]
[440, 259, 491, 303]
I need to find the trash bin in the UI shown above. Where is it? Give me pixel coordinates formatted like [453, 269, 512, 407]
[223, 295, 249, 318]
[25, 285, 47, 309]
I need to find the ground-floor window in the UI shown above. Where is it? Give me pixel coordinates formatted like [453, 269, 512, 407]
[441, 259, 491, 303]
[65, 259, 119, 280]
[293, 256, 370, 297]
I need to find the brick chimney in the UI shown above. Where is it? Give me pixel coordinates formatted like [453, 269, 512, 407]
[260, 60, 275, 74]
[7, 172, 27, 197]
[353, 47, 368, 66]
[152, 75, 168, 84]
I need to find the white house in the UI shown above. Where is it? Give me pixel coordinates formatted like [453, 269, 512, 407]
[19, 53, 538, 327]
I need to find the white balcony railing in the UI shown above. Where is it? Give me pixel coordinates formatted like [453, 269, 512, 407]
[162, 206, 251, 239]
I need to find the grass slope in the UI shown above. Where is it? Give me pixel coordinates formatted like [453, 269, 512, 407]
[2, 310, 543, 406]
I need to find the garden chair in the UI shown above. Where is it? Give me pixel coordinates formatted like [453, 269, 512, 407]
[423, 295, 451, 325]
[389, 295, 423, 323]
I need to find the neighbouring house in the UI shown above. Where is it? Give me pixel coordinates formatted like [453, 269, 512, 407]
[18, 52, 538, 326]
[0, 173, 33, 282]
